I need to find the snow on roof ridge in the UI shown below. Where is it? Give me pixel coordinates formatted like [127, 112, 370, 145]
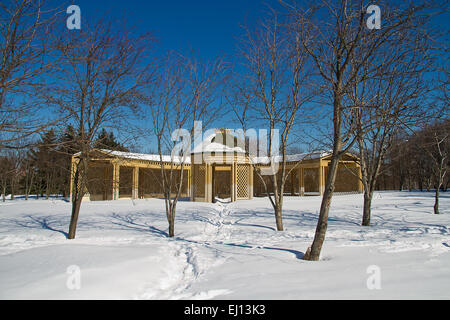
[252, 150, 332, 164]
[99, 149, 191, 164]
[190, 131, 246, 154]
[74, 148, 335, 164]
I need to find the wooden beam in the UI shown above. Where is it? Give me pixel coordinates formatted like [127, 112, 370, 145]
[132, 167, 139, 200]
[112, 163, 119, 200]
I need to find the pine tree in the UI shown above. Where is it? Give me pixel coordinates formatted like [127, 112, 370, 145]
[94, 128, 129, 152]
[57, 125, 81, 198]
[30, 129, 59, 199]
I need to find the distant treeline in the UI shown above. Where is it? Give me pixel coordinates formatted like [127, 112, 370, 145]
[376, 119, 449, 192]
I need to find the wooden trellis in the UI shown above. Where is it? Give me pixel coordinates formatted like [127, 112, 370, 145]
[303, 167, 319, 193]
[236, 164, 251, 199]
[193, 164, 206, 198]
[73, 141, 362, 203]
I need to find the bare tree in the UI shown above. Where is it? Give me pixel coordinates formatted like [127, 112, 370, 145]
[43, 20, 152, 239]
[145, 51, 226, 237]
[350, 21, 435, 226]
[231, 9, 313, 231]
[0, 152, 15, 201]
[0, 0, 61, 148]
[20, 147, 36, 200]
[288, 0, 437, 260]
[421, 120, 449, 214]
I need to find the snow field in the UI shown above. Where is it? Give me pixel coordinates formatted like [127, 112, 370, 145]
[0, 191, 448, 299]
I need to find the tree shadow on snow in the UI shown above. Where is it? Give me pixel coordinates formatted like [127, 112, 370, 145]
[260, 246, 305, 259]
[219, 242, 304, 260]
[9, 215, 69, 238]
[110, 212, 168, 237]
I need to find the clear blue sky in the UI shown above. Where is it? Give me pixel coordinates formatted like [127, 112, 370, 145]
[68, 0, 281, 60]
[56, 0, 285, 151]
[57, 0, 448, 153]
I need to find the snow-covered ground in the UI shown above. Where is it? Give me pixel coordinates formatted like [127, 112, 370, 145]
[0, 191, 449, 299]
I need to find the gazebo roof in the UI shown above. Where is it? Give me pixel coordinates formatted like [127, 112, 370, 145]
[190, 131, 246, 154]
[81, 148, 345, 165]
[252, 151, 331, 164]
[74, 127, 358, 165]
[190, 129, 247, 154]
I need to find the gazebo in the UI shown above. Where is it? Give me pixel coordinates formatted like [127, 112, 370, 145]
[71, 129, 362, 202]
[190, 128, 253, 202]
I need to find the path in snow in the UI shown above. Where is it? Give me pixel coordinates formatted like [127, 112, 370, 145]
[137, 201, 235, 300]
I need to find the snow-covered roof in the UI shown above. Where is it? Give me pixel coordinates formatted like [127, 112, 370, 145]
[107, 149, 190, 163]
[80, 148, 333, 165]
[82, 149, 191, 164]
[74, 128, 337, 164]
[251, 151, 331, 164]
[190, 131, 246, 154]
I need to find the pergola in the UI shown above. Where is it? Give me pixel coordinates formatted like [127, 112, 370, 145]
[71, 129, 362, 202]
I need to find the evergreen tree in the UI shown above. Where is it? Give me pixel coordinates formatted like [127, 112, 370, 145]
[94, 128, 129, 152]
[30, 129, 59, 199]
[57, 125, 81, 197]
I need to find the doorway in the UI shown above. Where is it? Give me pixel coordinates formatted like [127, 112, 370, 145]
[212, 165, 231, 203]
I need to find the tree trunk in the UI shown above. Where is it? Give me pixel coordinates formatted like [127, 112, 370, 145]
[303, 153, 340, 261]
[362, 192, 373, 226]
[271, 170, 284, 232]
[46, 179, 50, 200]
[275, 205, 284, 231]
[68, 197, 82, 239]
[10, 178, 15, 200]
[434, 186, 440, 215]
[168, 206, 175, 237]
[67, 161, 86, 239]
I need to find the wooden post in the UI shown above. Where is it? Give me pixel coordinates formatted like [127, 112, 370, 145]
[205, 163, 212, 203]
[291, 169, 295, 196]
[318, 162, 324, 195]
[231, 162, 236, 202]
[187, 166, 191, 200]
[69, 156, 75, 202]
[190, 166, 194, 201]
[112, 163, 119, 200]
[299, 167, 305, 196]
[132, 166, 139, 199]
[211, 164, 215, 203]
[249, 164, 253, 199]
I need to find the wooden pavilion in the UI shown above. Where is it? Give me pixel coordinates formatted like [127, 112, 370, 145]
[71, 129, 362, 202]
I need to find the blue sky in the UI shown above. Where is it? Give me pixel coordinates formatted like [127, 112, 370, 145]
[62, 0, 284, 147]
[68, 0, 280, 60]
[56, 0, 448, 153]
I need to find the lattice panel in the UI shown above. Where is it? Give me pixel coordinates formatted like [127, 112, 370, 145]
[139, 168, 163, 196]
[284, 169, 297, 194]
[236, 164, 250, 199]
[335, 167, 359, 192]
[194, 164, 206, 198]
[304, 168, 319, 193]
